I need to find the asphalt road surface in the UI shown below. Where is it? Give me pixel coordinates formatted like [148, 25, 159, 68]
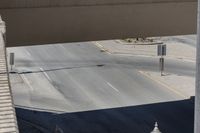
[7, 41, 195, 113]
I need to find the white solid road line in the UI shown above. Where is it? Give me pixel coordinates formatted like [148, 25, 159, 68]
[138, 70, 187, 99]
[40, 68, 52, 82]
[107, 82, 119, 92]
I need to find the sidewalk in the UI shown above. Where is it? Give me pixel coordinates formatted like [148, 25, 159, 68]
[94, 39, 196, 62]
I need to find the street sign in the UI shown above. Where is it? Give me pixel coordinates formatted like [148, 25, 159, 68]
[157, 44, 166, 56]
[10, 53, 14, 65]
[161, 45, 166, 56]
[10, 53, 14, 71]
[157, 44, 166, 76]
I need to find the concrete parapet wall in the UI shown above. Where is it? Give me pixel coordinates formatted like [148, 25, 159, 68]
[0, 0, 197, 8]
[0, 23, 19, 133]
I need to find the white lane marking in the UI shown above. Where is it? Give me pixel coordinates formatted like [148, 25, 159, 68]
[93, 41, 111, 54]
[94, 41, 103, 48]
[21, 74, 34, 91]
[107, 82, 119, 92]
[39, 68, 52, 82]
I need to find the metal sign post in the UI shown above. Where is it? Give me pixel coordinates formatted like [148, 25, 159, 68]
[159, 57, 164, 76]
[157, 44, 166, 76]
[10, 53, 15, 71]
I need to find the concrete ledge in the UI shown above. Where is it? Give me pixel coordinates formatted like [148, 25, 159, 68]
[0, 0, 196, 9]
[0, 22, 19, 132]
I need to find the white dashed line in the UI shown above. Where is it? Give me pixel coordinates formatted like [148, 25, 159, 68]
[107, 82, 119, 92]
[40, 68, 52, 82]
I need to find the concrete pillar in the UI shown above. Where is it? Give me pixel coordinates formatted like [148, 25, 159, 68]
[195, 1, 200, 133]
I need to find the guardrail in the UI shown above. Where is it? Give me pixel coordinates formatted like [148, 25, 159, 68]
[0, 16, 19, 133]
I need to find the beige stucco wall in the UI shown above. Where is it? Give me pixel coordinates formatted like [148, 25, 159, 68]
[0, 1, 197, 46]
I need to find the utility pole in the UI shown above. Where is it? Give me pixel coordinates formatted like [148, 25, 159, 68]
[195, 0, 200, 133]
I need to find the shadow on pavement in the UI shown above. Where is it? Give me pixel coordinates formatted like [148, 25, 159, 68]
[16, 97, 194, 133]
